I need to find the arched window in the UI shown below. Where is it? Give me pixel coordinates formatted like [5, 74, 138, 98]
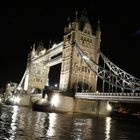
[83, 23, 92, 35]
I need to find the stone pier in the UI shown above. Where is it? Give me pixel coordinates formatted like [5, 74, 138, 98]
[33, 93, 109, 116]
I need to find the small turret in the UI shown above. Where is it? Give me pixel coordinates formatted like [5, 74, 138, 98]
[96, 20, 101, 39]
[74, 11, 79, 31]
[75, 11, 78, 22]
[36, 41, 46, 56]
[79, 9, 89, 31]
[31, 44, 36, 58]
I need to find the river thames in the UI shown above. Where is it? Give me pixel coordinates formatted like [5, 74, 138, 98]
[0, 104, 140, 140]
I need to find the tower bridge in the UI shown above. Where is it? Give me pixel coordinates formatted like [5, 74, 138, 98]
[17, 11, 140, 104]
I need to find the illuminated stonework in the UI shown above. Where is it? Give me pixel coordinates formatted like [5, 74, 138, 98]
[23, 11, 101, 94]
[27, 42, 50, 93]
[59, 12, 101, 92]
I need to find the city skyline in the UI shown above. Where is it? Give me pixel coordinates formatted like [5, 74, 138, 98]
[0, 1, 140, 87]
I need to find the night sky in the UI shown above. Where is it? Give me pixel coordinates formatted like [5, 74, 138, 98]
[0, 1, 140, 88]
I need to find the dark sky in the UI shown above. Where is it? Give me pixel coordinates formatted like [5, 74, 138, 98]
[0, 1, 140, 87]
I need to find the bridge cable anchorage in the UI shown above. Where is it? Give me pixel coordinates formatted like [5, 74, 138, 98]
[74, 43, 140, 93]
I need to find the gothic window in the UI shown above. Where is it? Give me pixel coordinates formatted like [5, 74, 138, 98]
[66, 34, 71, 42]
[77, 53, 80, 57]
[84, 30, 87, 34]
[83, 23, 92, 35]
[78, 67, 80, 71]
[36, 78, 40, 82]
[88, 69, 90, 73]
[82, 66, 84, 72]
[85, 66, 88, 73]
[37, 70, 41, 74]
[90, 39, 91, 43]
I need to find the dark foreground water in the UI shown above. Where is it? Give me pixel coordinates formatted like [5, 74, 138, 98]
[0, 105, 140, 140]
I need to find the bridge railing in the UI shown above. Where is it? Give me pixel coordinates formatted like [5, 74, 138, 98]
[75, 92, 140, 97]
[75, 92, 140, 102]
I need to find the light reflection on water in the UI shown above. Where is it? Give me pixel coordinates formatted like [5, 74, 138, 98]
[10, 106, 19, 140]
[47, 113, 57, 137]
[0, 105, 140, 140]
[105, 117, 111, 140]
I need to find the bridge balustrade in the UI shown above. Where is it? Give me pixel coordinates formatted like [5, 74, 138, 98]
[134, 93, 140, 96]
[123, 93, 126, 96]
[76, 92, 140, 97]
[75, 92, 140, 103]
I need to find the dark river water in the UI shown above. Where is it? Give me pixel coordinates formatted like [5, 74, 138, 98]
[0, 105, 140, 140]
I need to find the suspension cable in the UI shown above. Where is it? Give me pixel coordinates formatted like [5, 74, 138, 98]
[100, 52, 140, 84]
[74, 42, 140, 92]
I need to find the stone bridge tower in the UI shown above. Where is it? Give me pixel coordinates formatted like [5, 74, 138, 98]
[59, 11, 101, 94]
[26, 42, 50, 94]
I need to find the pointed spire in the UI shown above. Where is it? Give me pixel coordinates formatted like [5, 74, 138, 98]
[30, 45, 32, 50]
[96, 20, 101, 31]
[79, 9, 89, 31]
[80, 8, 89, 23]
[27, 51, 31, 67]
[31, 43, 36, 57]
[67, 16, 70, 22]
[75, 11, 78, 22]
[39, 40, 44, 47]
[32, 44, 35, 52]
[96, 20, 101, 39]
[48, 40, 52, 49]
[97, 20, 101, 31]
[81, 8, 88, 18]
[33, 43, 35, 48]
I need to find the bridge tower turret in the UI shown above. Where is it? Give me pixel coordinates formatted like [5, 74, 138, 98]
[26, 42, 50, 94]
[59, 11, 101, 94]
[31, 44, 36, 58]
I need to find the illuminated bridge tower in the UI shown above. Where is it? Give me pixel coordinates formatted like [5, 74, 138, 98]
[27, 42, 50, 94]
[59, 12, 101, 93]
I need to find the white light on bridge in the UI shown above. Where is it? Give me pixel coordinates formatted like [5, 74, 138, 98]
[54, 84, 58, 87]
[82, 55, 89, 60]
[14, 96, 21, 104]
[107, 103, 112, 111]
[10, 96, 21, 105]
[52, 44, 57, 48]
[40, 49, 46, 54]
[50, 94, 60, 107]
[96, 91, 99, 94]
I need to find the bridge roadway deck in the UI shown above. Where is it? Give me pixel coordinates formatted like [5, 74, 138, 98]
[75, 92, 140, 103]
